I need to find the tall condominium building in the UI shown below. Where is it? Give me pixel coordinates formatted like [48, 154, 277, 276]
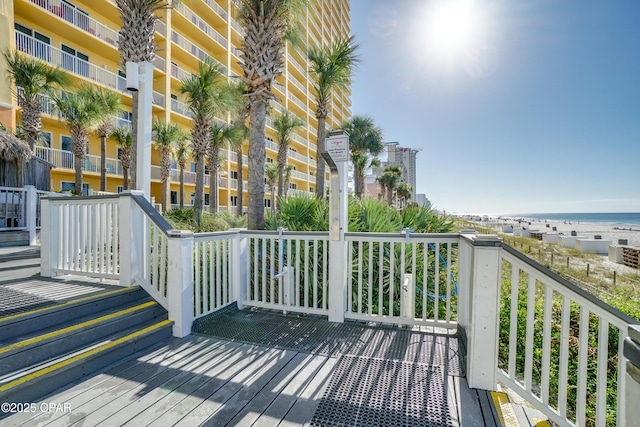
[364, 142, 419, 201]
[0, 0, 352, 212]
[385, 142, 418, 201]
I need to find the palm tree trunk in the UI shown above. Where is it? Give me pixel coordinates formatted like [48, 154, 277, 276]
[315, 115, 327, 198]
[248, 100, 267, 230]
[353, 164, 360, 198]
[123, 166, 129, 190]
[179, 167, 185, 208]
[277, 167, 284, 199]
[75, 155, 83, 195]
[194, 153, 205, 227]
[209, 158, 219, 215]
[236, 146, 244, 217]
[100, 136, 107, 191]
[357, 170, 366, 198]
[270, 190, 275, 212]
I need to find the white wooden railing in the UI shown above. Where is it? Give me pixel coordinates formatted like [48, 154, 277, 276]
[346, 232, 459, 328]
[38, 195, 639, 426]
[497, 244, 635, 427]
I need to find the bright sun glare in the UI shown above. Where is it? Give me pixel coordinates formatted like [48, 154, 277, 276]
[427, 0, 480, 56]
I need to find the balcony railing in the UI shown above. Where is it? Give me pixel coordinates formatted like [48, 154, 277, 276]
[202, 0, 228, 21]
[170, 98, 192, 117]
[174, 2, 227, 48]
[16, 33, 125, 91]
[34, 146, 122, 175]
[171, 30, 227, 75]
[28, 0, 119, 47]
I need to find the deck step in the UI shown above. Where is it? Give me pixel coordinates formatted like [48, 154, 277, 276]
[0, 287, 149, 341]
[0, 286, 172, 412]
[0, 300, 165, 374]
[490, 391, 552, 427]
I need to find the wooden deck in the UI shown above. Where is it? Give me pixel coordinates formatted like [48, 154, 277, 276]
[0, 247, 121, 318]
[0, 245, 515, 427]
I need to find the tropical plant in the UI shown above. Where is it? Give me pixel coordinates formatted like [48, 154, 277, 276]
[152, 118, 188, 211]
[238, 0, 308, 229]
[115, 0, 171, 189]
[273, 110, 303, 199]
[396, 182, 413, 209]
[85, 87, 123, 192]
[53, 85, 103, 195]
[342, 115, 383, 198]
[265, 162, 279, 212]
[208, 122, 238, 213]
[3, 50, 70, 151]
[308, 36, 360, 198]
[111, 127, 132, 190]
[283, 164, 294, 196]
[180, 58, 237, 227]
[173, 136, 190, 208]
[377, 164, 403, 206]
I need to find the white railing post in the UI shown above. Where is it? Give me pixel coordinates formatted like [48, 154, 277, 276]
[459, 233, 503, 390]
[167, 230, 194, 338]
[40, 196, 57, 277]
[327, 160, 348, 323]
[118, 190, 144, 287]
[230, 228, 247, 309]
[625, 325, 640, 425]
[25, 185, 37, 245]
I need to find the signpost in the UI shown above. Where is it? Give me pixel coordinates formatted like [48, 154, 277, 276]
[321, 130, 349, 322]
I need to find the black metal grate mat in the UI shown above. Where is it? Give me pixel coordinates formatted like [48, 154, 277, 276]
[310, 355, 454, 427]
[193, 307, 463, 376]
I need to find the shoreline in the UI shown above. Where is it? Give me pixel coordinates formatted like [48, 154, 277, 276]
[468, 216, 640, 248]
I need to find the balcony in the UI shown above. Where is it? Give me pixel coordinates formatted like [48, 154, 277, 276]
[171, 30, 227, 75]
[16, 33, 125, 91]
[27, 0, 119, 47]
[174, 2, 227, 48]
[34, 146, 122, 176]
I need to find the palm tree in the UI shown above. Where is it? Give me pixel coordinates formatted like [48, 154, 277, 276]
[115, 0, 171, 189]
[53, 85, 102, 195]
[273, 110, 303, 199]
[111, 127, 132, 190]
[396, 182, 413, 209]
[308, 36, 360, 198]
[228, 118, 249, 217]
[173, 137, 190, 208]
[180, 58, 237, 226]
[238, 0, 307, 229]
[283, 164, 294, 197]
[86, 87, 123, 192]
[208, 122, 238, 213]
[377, 164, 403, 206]
[153, 119, 188, 212]
[3, 50, 70, 151]
[265, 162, 279, 212]
[343, 115, 383, 198]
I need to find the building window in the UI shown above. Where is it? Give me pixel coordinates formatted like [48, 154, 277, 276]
[61, 135, 72, 151]
[117, 186, 124, 193]
[230, 196, 238, 206]
[266, 158, 273, 163]
[170, 191, 177, 204]
[264, 199, 271, 208]
[41, 132, 52, 147]
[191, 162, 196, 173]
[204, 194, 210, 206]
[61, 44, 89, 77]
[290, 183, 297, 190]
[230, 170, 238, 180]
[61, 181, 89, 195]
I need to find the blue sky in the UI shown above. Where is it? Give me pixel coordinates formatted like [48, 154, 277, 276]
[348, 0, 640, 214]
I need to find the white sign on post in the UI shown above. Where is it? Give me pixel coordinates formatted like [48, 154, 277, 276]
[326, 134, 349, 162]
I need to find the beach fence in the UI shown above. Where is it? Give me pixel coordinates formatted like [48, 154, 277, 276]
[39, 192, 640, 426]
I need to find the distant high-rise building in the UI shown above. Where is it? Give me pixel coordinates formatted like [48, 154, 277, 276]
[385, 142, 418, 201]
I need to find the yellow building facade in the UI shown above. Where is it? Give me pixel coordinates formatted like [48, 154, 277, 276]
[0, 0, 352, 212]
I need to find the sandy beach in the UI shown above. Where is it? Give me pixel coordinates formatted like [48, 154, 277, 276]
[481, 218, 640, 248]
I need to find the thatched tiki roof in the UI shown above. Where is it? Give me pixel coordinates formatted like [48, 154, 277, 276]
[0, 128, 32, 162]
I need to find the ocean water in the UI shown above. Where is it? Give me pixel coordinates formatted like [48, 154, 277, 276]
[509, 213, 640, 228]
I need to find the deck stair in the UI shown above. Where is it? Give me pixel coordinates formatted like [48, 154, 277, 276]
[0, 287, 172, 410]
